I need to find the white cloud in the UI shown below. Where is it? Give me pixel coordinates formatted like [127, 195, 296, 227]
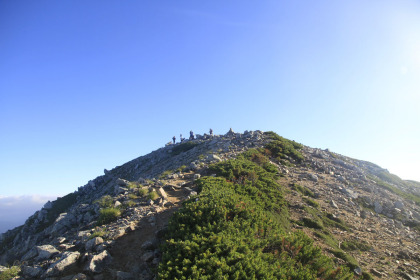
[0, 195, 57, 234]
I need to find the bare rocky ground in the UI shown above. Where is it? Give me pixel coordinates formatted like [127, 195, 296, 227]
[1, 130, 419, 279]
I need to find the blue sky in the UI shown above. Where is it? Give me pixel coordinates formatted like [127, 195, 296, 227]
[1, 0, 419, 207]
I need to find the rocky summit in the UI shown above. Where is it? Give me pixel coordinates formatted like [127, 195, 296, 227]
[0, 130, 419, 280]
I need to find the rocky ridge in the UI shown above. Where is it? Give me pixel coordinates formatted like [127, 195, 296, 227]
[0, 129, 419, 279]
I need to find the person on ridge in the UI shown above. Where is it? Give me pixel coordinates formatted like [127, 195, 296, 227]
[209, 128, 213, 136]
[190, 130, 195, 140]
[172, 136, 176, 144]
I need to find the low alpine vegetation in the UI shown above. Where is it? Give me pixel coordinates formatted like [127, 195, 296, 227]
[97, 207, 121, 226]
[158, 149, 353, 279]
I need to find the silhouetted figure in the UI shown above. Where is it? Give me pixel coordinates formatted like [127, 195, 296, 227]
[209, 128, 213, 136]
[189, 130, 195, 140]
[173, 136, 176, 144]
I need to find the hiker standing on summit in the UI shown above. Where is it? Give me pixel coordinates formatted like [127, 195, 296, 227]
[189, 130, 194, 140]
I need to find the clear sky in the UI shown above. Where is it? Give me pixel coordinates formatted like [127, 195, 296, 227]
[1, 0, 419, 202]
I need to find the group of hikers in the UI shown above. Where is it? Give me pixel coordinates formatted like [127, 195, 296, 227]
[172, 128, 213, 144]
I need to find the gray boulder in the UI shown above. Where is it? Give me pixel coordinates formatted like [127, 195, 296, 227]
[85, 237, 104, 252]
[374, 201, 383, 214]
[85, 250, 113, 274]
[21, 265, 43, 278]
[157, 187, 168, 200]
[36, 244, 60, 261]
[116, 271, 134, 280]
[51, 213, 77, 234]
[207, 154, 222, 162]
[307, 173, 318, 182]
[44, 251, 80, 277]
[21, 247, 38, 261]
[394, 200, 405, 210]
[141, 251, 154, 262]
[330, 200, 339, 209]
[116, 178, 129, 186]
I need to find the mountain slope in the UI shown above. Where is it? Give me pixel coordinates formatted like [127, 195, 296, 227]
[0, 130, 419, 279]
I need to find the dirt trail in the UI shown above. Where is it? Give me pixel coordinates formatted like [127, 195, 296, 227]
[104, 181, 191, 279]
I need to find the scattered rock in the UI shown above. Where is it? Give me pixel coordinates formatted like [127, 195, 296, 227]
[85, 237, 104, 252]
[330, 200, 339, 209]
[374, 201, 383, 214]
[116, 271, 134, 280]
[85, 250, 113, 274]
[141, 251, 154, 262]
[21, 265, 43, 278]
[44, 251, 81, 277]
[157, 187, 168, 199]
[36, 244, 60, 261]
[354, 267, 362, 276]
[116, 178, 129, 186]
[141, 240, 155, 250]
[370, 268, 383, 277]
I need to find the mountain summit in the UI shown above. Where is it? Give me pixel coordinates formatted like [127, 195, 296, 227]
[1, 130, 419, 279]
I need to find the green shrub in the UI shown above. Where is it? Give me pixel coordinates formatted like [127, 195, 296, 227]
[341, 240, 371, 252]
[292, 183, 315, 198]
[264, 131, 304, 163]
[128, 193, 138, 200]
[0, 266, 20, 280]
[89, 229, 109, 240]
[94, 195, 113, 208]
[97, 208, 121, 225]
[303, 197, 319, 208]
[176, 165, 187, 172]
[330, 249, 359, 270]
[124, 200, 136, 208]
[158, 151, 353, 279]
[148, 191, 159, 201]
[302, 217, 324, 229]
[127, 182, 139, 189]
[159, 170, 173, 179]
[138, 188, 148, 197]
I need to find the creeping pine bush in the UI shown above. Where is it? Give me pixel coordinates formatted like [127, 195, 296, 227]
[158, 150, 353, 280]
[148, 191, 160, 201]
[97, 208, 121, 226]
[0, 266, 20, 280]
[94, 195, 113, 208]
[264, 131, 304, 163]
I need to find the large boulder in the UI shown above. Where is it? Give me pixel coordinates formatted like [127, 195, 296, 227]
[157, 187, 168, 200]
[394, 200, 405, 210]
[21, 265, 43, 278]
[116, 178, 129, 186]
[44, 251, 81, 277]
[207, 154, 222, 162]
[374, 201, 383, 214]
[51, 213, 77, 234]
[21, 247, 38, 261]
[36, 244, 60, 261]
[84, 250, 113, 274]
[85, 237, 104, 252]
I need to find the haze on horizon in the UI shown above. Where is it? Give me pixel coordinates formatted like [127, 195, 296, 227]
[1, 0, 419, 226]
